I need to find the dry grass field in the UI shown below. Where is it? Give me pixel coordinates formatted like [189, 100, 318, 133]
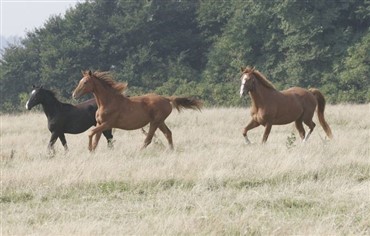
[1, 104, 369, 235]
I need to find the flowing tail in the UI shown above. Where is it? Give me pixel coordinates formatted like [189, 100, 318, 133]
[166, 96, 203, 112]
[309, 88, 333, 139]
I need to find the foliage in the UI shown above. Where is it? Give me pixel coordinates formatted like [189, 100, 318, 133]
[0, 0, 369, 112]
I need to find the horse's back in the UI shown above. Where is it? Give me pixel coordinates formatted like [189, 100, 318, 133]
[130, 94, 172, 111]
[282, 87, 316, 107]
[282, 87, 311, 96]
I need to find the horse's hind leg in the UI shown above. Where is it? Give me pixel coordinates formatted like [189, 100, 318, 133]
[102, 130, 114, 149]
[158, 122, 173, 150]
[262, 123, 272, 144]
[303, 120, 316, 142]
[243, 120, 260, 144]
[141, 122, 159, 149]
[59, 133, 68, 152]
[295, 121, 306, 140]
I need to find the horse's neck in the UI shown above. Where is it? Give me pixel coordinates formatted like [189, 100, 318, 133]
[41, 96, 61, 118]
[92, 80, 125, 108]
[249, 82, 275, 109]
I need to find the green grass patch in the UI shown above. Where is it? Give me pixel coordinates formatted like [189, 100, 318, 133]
[0, 192, 34, 203]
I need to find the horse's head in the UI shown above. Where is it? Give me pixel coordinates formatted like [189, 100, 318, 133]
[239, 66, 256, 97]
[25, 85, 45, 110]
[72, 70, 94, 99]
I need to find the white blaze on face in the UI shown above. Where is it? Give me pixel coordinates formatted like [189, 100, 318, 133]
[73, 79, 85, 99]
[25, 89, 36, 109]
[240, 74, 247, 97]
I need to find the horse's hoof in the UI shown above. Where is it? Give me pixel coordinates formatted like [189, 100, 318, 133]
[107, 139, 115, 149]
[244, 139, 251, 145]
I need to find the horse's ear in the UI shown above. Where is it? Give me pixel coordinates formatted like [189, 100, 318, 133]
[88, 70, 92, 76]
[32, 84, 36, 88]
[251, 66, 255, 72]
[81, 70, 85, 76]
[240, 67, 245, 72]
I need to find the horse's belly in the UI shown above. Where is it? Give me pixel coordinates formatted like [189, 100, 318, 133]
[273, 118, 297, 125]
[254, 111, 299, 126]
[64, 126, 91, 134]
[114, 117, 150, 130]
[272, 110, 302, 125]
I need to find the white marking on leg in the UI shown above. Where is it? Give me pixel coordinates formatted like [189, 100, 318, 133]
[303, 133, 311, 142]
[244, 136, 251, 144]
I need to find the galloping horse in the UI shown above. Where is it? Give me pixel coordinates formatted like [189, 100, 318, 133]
[239, 67, 333, 144]
[72, 70, 202, 151]
[25, 86, 114, 153]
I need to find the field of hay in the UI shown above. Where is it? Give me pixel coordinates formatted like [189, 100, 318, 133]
[1, 104, 369, 235]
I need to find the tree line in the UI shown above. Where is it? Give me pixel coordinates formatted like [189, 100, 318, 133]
[1, 0, 369, 112]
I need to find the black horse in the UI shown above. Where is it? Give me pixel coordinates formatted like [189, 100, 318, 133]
[25, 86, 114, 153]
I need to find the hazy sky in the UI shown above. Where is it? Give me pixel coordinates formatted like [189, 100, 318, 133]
[0, 0, 81, 37]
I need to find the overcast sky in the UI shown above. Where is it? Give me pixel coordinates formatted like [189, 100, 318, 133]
[1, 0, 81, 38]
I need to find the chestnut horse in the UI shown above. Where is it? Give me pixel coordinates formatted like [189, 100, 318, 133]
[72, 70, 202, 151]
[239, 66, 333, 144]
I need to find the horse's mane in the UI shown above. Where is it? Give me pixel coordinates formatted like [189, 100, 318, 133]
[35, 86, 67, 105]
[37, 87, 58, 99]
[243, 67, 276, 90]
[88, 71, 128, 94]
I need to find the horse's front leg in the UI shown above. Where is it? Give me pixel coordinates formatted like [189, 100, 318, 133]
[262, 123, 272, 144]
[88, 122, 110, 152]
[88, 131, 94, 152]
[92, 131, 102, 150]
[48, 132, 59, 155]
[243, 120, 260, 144]
[141, 122, 159, 150]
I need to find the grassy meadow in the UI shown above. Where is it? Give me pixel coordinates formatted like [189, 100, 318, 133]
[1, 104, 369, 235]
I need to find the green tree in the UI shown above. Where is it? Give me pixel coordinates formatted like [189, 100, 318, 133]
[337, 31, 370, 103]
[0, 34, 41, 111]
[1, 0, 369, 112]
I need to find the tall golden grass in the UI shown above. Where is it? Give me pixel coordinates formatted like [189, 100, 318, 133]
[1, 104, 369, 235]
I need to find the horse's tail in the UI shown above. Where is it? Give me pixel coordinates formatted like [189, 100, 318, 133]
[309, 88, 333, 139]
[166, 96, 203, 112]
